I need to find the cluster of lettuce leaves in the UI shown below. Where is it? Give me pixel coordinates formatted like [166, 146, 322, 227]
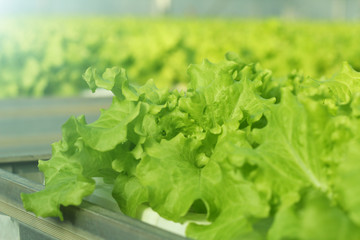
[22, 53, 360, 240]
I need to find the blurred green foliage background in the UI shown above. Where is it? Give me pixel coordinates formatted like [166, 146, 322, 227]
[1, 17, 360, 98]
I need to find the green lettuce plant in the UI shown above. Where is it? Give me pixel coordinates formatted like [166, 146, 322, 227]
[22, 53, 360, 240]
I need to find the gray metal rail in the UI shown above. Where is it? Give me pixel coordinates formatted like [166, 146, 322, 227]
[0, 168, 187, 240]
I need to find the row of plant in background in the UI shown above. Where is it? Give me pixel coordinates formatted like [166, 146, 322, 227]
[22, 53, 360, 239]
[1, 18, 360, 97]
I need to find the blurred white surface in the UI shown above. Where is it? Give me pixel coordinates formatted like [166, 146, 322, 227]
[0, 214, 20, 240]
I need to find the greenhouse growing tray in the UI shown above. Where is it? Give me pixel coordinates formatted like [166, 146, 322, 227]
[0, 164, 187, 240]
